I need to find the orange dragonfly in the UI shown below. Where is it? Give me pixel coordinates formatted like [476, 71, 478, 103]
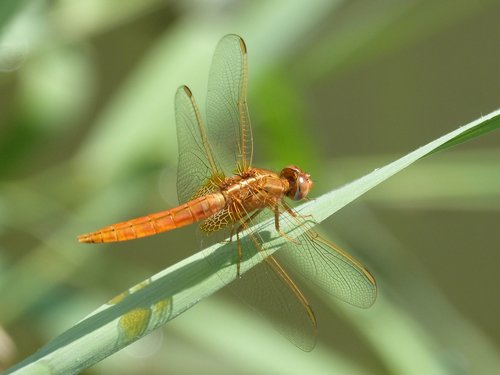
[78, 34, 376, 350]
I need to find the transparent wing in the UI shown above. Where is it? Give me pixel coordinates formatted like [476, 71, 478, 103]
[201, 201, 375, 349]
[206, 34, 253, 175]
[202, 208, 318, 351]
[175, 85, 223, 203]
[229, 254, 318, 351]
[275, 210, 377, 308]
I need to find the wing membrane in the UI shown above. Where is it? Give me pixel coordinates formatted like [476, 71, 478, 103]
[175, 85, 223, 203]
[206, 34, 253, 175]
[275, 216, 377, 308]
[229, 254, 318, 351]
[201, 205, 318, 350]
[178, 34, 375, 351]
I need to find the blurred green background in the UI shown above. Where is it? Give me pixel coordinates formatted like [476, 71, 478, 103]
[1, 0, 500, 374]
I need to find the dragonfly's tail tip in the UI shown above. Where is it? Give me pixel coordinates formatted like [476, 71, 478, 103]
[77, 234, 93, 243]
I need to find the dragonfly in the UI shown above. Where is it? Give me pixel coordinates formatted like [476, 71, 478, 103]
[78, 34, 376, 351]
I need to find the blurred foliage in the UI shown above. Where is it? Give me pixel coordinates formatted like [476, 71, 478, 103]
[1, 0, 499, 374]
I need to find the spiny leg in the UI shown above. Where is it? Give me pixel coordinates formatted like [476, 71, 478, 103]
[281, 199, 314, 221]
[219, 224, 234, 244]
[274, 204, 300, 244]
[228, 225, 235, 242]
[234, 208, 263, 277]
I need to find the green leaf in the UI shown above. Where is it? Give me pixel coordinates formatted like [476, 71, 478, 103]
[5, 108, 500, 374]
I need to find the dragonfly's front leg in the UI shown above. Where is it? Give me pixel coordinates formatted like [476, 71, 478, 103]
[281, 200, 314, 221]
[274, 204, 300, 244]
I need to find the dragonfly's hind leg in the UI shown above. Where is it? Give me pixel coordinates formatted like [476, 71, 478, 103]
[234, 208, 264, 278]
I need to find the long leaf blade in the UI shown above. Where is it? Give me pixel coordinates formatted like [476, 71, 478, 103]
[6, 109, 500, 375]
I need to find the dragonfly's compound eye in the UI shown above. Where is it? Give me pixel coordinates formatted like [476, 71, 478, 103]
[293, 172, 313, 200]
[281, 166, 313, 201]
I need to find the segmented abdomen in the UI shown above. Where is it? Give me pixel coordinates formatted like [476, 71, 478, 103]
[78, 193, 226, 243]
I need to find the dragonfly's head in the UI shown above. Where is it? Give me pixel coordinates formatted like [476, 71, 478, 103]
[280, 165, 313, 201]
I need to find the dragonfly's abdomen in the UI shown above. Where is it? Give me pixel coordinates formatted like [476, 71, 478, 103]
[78, 193, 226, 243]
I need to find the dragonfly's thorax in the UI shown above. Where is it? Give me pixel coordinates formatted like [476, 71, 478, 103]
[221, 168, 288, 214]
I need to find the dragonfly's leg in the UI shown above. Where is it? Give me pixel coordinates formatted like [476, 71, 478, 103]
[274, 205, 300, 244]
[227, 225, 235, 242]
[218, 227, 234, 245]
[234, 208, 264, 278]
[283, 203, 297, 217]
[235, 230, 242, 277]
[282, 200, 314, 221]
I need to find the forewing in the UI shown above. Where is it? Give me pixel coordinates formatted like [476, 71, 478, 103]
[206, 34, 253, 175]
[175, 85, 223, 203]
[275, 226, 377, 308]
